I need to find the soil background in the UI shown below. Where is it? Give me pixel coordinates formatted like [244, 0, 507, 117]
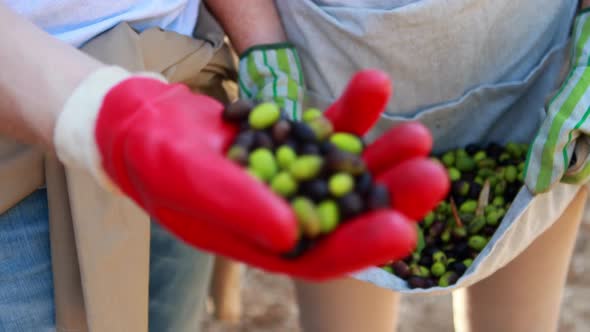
[201, 206, 590, 332]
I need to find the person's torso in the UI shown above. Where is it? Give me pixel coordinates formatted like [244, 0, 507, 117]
[5, 0, 201, 47]
[278, 0, 578, 116]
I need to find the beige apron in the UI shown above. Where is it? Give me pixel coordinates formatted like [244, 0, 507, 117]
[13, 7, 237, 332]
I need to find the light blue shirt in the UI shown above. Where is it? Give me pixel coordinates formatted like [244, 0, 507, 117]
[6, 0, 200, 48]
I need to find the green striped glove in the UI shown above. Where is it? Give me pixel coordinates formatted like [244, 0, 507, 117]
[238, 43, 305, 120]
[525, 9, 590, 193]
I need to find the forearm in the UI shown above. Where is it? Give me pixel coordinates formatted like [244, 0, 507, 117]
[204, 0, 287, 55]
[0, 4, 103, 150]
[584, 0, 590, 9]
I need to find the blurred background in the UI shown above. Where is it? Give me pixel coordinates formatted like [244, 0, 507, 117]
[199, 207, 590, 332]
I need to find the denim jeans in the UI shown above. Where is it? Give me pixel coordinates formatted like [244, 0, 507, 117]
[0, 189, 213, 331]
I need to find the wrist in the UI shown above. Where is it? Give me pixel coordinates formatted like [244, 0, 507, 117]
[239, 42, 298, 59]
[53, 66, 167, 191]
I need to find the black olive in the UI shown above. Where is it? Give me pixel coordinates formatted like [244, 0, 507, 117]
[292, 122, 317, 143]
[465, 144, 480, 155]
[299, 180, 330, 202]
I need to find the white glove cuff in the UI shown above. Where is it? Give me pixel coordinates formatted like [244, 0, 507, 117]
[53, 65, 166, 192]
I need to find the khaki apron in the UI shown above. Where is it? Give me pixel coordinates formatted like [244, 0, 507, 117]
[1, 5, 237, 331]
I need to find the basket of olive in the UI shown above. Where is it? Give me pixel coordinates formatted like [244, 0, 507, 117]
[382, 142, 527, 288]
[348, 134, 582, 294]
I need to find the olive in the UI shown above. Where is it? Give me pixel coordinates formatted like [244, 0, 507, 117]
[300, 180, 330, 202]
[442, 152, 455, 167]
[451, 262, 468, 275]
[429, 221, 445, 238]
[284, 138, 299, 151]
[326, 149, 366, 175]
[271, 119, 292, 143]
[292, 122, 318, 143]
[308, 116, 334, 141]
[448, 168, 461, 181]
[452, 180, 470, 197]
[431, 261, 446, 277]
[392, 261, 411, 279]
[223, 99, 254, 122]
[408, 276, 428, 289]
[254, 131, 274, 150]
[319, 141, 338, 154]
[302, 108, 323, 122]
[249, 102, 281, 129]
[423, 212, 435, 228]
[234, 130, 256, 150]
[330, 133, 364, 154]
[317, 200, 340, 234]
[423, 246, 439, 257]
[451, 242, 470, 259]
[439, 271, 459, 287]
[356, 173, 373, 196]
[473, 151, 487, 162]
[367, 184, 391, 210]
[419, 256, 433, 267]
[299, 143, 321, 155]
[468, 235, 489, 251]
[226, 146, 249, 166]
[338, 192, 364, 220]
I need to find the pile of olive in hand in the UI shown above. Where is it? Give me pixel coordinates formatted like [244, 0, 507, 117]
[381, 142, 529, 288]
[223, 100, 392, 258]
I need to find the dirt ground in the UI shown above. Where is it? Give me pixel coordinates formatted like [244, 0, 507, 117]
[201, 209, 590, 332]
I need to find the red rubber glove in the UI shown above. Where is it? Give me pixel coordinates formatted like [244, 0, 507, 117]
[54, 67, 449, 281]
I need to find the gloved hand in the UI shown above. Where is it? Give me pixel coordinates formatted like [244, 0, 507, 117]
[525, 9, 590, 193]
[238, 43, 305, 120]
[163, 70, 449, 280]
[54, 66, 449, 281]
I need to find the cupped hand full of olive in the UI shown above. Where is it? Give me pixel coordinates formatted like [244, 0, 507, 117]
[211, 70, 450, 281]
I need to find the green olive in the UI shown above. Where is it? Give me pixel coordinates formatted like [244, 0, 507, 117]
[270, 172, 298, 197]
[291, 197, 322, 238]
[448, 168, 461, 181]
[442, 152, 455, 167]
[329, 173, 355, 197]
[302, 108, 323, 122]
[431, 262, 446, 277]
[248, 102, 281, 129]
[249, 148, 278, 181]
[276, 145, 297, 170]
[289, 156, 324, 181]
[330, 133, 363, 154]
[468, 235, 489, 251]
[459, 200, 478, 214]
[456, 155, 476, 172]
[317, 200, 340, 234]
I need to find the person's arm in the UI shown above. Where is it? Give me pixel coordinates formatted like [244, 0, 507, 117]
[583, 0, 590, 9]
[204, 0, 287, 55]
[0, 4, 104, 150]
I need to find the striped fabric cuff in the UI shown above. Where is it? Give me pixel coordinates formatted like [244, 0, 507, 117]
[572, 10, 590, 67]
[524, 11, 590, 192]
[238, 43, 305, 121]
